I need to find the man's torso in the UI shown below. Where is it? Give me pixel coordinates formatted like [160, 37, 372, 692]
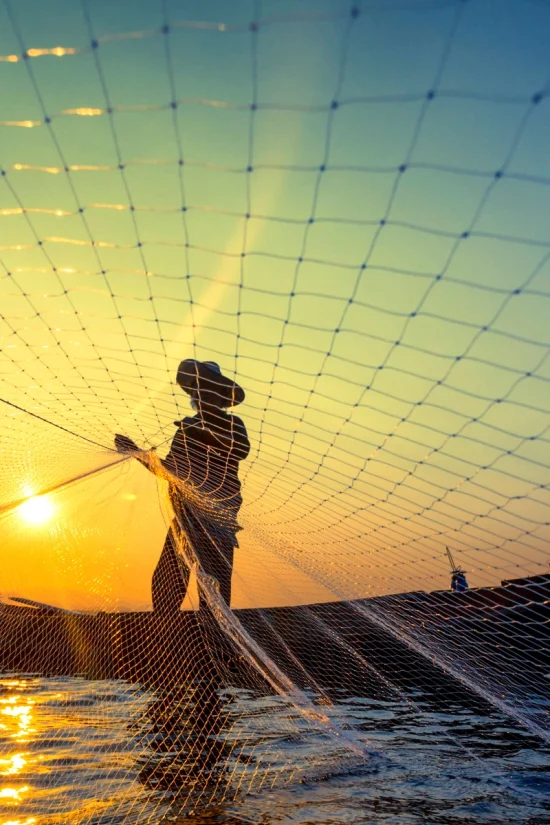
[167, 412, 245, 510]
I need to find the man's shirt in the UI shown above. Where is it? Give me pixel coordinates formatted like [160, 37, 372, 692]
[164, 411, 249, 511]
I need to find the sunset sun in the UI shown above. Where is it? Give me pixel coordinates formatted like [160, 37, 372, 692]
[18, 495, 55, 526]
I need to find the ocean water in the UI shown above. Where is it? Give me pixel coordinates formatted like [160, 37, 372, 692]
[0, 674, 549, 825]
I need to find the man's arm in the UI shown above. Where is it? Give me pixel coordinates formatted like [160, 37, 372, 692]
[115, 427, 197, 479]
[114, 414, 250, 476]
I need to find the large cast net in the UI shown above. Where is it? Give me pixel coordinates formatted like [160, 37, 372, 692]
[1, 0, 549, 821]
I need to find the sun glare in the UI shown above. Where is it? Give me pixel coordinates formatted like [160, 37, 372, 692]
[18, 495, 55, 526]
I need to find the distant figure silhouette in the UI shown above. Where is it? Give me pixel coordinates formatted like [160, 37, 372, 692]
[451, 571, 468, 592]
[115, 359, 249, 614]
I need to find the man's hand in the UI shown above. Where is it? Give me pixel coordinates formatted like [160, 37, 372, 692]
[114, 434, 139, 453]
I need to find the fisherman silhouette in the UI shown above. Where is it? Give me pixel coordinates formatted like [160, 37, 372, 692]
[451, 571, 468, 592]
[115, 359, 249, 614]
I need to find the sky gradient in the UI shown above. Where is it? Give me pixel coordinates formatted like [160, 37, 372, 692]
[1, 0, 550, 611]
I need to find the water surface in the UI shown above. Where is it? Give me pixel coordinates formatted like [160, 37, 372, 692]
[0, 675, 548, 824]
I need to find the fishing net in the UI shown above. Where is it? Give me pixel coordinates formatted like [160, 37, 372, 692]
[1, 0, 549, 822]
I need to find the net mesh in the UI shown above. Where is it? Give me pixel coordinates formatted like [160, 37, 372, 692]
[1, 0, 549, 821]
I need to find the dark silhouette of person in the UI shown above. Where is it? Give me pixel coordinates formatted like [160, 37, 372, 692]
[115, 359, 249, 614]
[451, 570, 468, 592]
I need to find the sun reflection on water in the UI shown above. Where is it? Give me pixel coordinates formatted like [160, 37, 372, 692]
[2, 820, 36, 825]
[0, 675, 154, 825]
[0, 680, 35, 825]
[0, 753, 27, 776]
[1, 696, 35, 743]
[0, 786, 29, 801]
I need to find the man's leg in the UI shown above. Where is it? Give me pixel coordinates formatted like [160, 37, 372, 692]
[195, 531, 234, 608]
[152, 526, 190, 614]
[194, 532, 236, 677]
[214, 540, 234, 607]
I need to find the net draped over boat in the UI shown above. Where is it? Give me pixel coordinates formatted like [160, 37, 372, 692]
[0, 0, 549, 821]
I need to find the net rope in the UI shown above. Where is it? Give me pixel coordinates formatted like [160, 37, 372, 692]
[1, 0, 549, 822]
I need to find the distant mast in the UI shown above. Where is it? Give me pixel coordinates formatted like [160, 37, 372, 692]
[446, 547, 469, 592]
